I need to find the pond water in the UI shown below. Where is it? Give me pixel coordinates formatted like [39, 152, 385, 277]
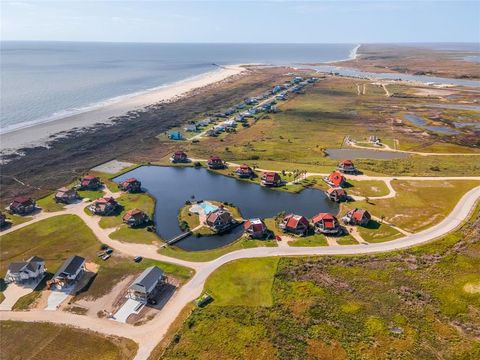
[115, 166, 338, 251]
[426, 103, 480, 111]
[312, 65, 480, 88]
[404, 114, 460, 135]
[325, 148, 409, 160]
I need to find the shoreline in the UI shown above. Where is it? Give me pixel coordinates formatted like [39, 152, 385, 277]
[0, 64, 246, 154]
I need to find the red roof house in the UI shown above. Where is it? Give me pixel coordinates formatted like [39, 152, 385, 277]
[342, 208, 371, 226]
[324, 171, 346, 188]
[55, 187, 79, 204]
[171, 151, 189, 163]
[205, 209, 235, 232]
[243, 218, 268, 239]
[311, 213, 341, 234]
[9, 196, 36, 215]
[279, 214, 309, 235]
[261, 172, 282, 187]
[89, 196, 118, 216]
[79, 175, 102, 190]
[337, 160, 357, 174]
[119, 178, 142, 193]
[235, 164, 254, 178]
[122, 208, 149, 227]
[326, 187, 348, 202]
[207, 156, 225, 169]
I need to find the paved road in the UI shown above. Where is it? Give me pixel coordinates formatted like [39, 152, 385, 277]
[2, 185, 479, 360]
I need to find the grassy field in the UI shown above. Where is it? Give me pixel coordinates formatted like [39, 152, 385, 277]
[1, 321, 138, 360]
[0, 215, 194, 306]
[159, 237, 277, 262]
[99, 192, 155, 229]
[204, 258, 279, 306]
[341, 180, 480, 233]
[162, 208, 480, 360]
[288, 234, 328, 247]
[356, 221, 403, 243]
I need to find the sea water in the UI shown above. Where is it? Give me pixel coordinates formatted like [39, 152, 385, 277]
[0, 42, 356, 133]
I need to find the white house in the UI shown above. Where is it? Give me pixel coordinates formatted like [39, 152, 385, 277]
[127, 266, 166, 303]
[184, 124, 197, 132]
[5, 256, 45, 284]
[51, 255, 86, 288]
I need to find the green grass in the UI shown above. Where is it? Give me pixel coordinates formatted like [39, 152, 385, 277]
[159, 237, 277, 262]
[109, 226, 162, 245]
[288, 233, 328, 247]
[204, 257, 279, 306]
[356, 221, 403, 243]
[2, 214, 33, 227]
[77, 189, 104, 200]
[164, 208, 480, 360]
[36, 195, 65, 212]
[336, 235, 358, 245]
[1, 321, 138, 360]
[345, 179, 390, 198]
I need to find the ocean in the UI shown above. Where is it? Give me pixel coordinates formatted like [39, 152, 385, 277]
[0, 42, 356, 133]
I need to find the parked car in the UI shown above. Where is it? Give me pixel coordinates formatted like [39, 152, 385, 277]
[101, 254, 111, 261]
[134, 256, 143, 263]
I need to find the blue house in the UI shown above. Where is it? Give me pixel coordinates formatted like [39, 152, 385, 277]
[168, 131, 184, 140]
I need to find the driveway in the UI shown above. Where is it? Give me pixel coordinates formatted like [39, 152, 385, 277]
[112, 298, 144, 323]
[45, 287, 72, 310]
[0, 278, 43, 311]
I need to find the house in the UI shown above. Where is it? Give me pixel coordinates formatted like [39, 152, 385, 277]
[324, 171, 346, 188]
[224, 120, 236, 128]
[127, 266, 166, 303]
[207, 156, 225, 169]
[197, 118, 211, 126]
[170, 151, 189, 163]
[326, 187, 348, 202]
[245, 97, 258, 105]
[52, 255, 86, 288]
[276, 94, 287, 101]
[205, 208, 235, 232]
[184, 124, 197, 132]
[123, 208, 149, 227]
[235, 114, 245, 122]
[261, 172, 282, 187]
[235, 164, 254, 178]
[55, 187, 79, 204]
[0, 212, 6, 227]
[9, 196, 36, 215]
[243, 218, 268, 239]
[272, 85, 283, 94]
[342, 208, 371, 226]
[79, 175, 102, 190]
[119, 178, 142, 193]
[89, 196, 118, 215]
[311, 213, 341, 235]
[279, 214, 309, 236]
[337, 160, 357, 174]
[224, 108, 236, 116]
[293, 76, 304, 84]
[213, 124, 225, 132]
[206, 129, 218, 137]
[168, 131, 184, 140]
[5, 256, 45, 284]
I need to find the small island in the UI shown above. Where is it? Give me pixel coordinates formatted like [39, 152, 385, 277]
[178, 200, 243, 236]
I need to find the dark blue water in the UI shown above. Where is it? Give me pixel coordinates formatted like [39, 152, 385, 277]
[115, 166, 338, 250]
[1, 41, 355, 132]
[404, 114, 460, 135]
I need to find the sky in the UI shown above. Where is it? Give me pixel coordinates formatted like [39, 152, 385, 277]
[1, 0, 479, 43]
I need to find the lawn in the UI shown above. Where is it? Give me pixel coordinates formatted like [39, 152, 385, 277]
[163, 208, 480, 360]
[336, 235, 359, 245]
[159, 237, 277, 262]
[288, 233, 328, 247]
[356, 221, 403, 243]
[341, 180, 480, 233]
[109, 226, 162, 245]
[204, 257, 279, 306]
[36, 195, 65, 212]
[345, 179, 390, 198]
[1, 321, 138, 360]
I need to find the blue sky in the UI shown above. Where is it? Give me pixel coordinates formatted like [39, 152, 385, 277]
[1, 1, 479, 43]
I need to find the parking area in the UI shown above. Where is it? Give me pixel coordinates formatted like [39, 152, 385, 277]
[111, 298, 144, 323]
[0, 277, 44, 311]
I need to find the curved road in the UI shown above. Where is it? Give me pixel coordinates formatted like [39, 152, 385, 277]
[1, 185, 479, 359]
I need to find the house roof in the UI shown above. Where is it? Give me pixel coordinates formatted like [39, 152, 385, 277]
[209, 156, 222, 162]
[53, 255, 85, 279]
[8, 262, 27, 273]
[82, 175, 97, 181]
[7, 256, 44, 274]
[122, 178, 139, 185]
[123, 208, 146, 221]
[244, 218, 266, 232]
[174, 151, 187, 156]
[11, 196, 33, 206]
[95, 196, 117, 205]
[327, 187, 347, 196]
[206, 209, 231, 224]
[327, 171, 345, 187]
[311, 213, 336, 224]
[284, 214, 309, 229]
[263, 172, 280, 181]
[129, 266, 164, 293]
[349, 208, 370, 221]
[339, 160, 354, 167]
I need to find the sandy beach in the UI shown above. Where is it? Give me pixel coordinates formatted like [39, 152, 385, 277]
[0, 64, 245, 154]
